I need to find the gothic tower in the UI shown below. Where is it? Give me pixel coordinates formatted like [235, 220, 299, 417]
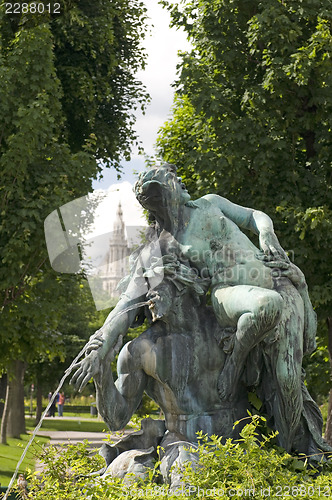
[101, 201, 130, 297]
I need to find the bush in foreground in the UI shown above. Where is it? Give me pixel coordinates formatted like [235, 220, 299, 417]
[16, 416, 332, 499]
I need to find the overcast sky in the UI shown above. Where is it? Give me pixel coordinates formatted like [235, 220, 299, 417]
[93, 0, 190, 190]
[77, 2, 191, 307]
[89, 0, 190, 232]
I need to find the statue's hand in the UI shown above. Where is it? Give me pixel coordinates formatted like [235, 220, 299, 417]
[70, 350, 102, 393]
[85, 332, 104, 355]
[70, 329, 122, 392]
[262, 260, 306, 289]
[147, 290, 164, 321]
[259, 231, 289, 262]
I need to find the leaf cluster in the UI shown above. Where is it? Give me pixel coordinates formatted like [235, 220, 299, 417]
[50, 0, 149, 163]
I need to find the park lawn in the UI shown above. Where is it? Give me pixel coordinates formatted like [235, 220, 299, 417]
[0, 433, 49, 487]
[61, 411, 93, 418]
[26, 418, 108, 433]
[1, 416, 141, 487]
[25, 411, 95, 419]
[1, 419, 108, 487]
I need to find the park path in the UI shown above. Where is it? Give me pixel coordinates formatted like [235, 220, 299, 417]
[31, 417, 132, 474]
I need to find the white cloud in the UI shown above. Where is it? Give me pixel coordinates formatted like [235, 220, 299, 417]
[134, 0, 190, 155]
[93, 0, 190, 190]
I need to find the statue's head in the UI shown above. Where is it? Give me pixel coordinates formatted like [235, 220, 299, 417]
[134, 163, 191, 212]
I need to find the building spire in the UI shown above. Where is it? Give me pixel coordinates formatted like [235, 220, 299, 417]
[117, 201, 123, 218]
[113, 201, 125, 235]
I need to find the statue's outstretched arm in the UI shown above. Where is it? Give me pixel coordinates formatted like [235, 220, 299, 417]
[203, 193, 288, 260]
[71, 238, 161, 392]
[70, 287, 146, 392]
[90, 292, 144, 360]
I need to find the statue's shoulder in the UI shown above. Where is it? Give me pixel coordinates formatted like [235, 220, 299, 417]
[201, 193, 223, 204]
[118, 329, 157, 372]
[193, 194, 224, 210]
[126, 324, 165, 350]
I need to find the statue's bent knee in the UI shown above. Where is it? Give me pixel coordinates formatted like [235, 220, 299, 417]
[253, 291, 283, 331]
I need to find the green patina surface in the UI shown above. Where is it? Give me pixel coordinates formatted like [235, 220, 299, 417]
[70, 164, 331, 487]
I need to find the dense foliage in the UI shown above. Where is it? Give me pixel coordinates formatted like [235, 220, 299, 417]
[0, 0, 148, 309]
[22, 416, 332, 499]
[0, 0, 148, 439]
[157, 0, 332, 399]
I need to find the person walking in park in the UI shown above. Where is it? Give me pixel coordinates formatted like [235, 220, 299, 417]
[57, 391, 65, 417]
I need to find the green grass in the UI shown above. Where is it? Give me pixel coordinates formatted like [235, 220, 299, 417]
[0, 417, 108, 488]
[0, 433, 49, 488]
[26, 418, 108, 433]
[25, 411, 96, 419]
[61, 412, 93, 418]
[1, 415, 139, 489]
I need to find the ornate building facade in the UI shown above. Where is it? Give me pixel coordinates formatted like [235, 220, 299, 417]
[98, 202, 131, 298]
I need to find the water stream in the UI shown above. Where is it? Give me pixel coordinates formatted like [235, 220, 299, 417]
[3, 300, 151, 500]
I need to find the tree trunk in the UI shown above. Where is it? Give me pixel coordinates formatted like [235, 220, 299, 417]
[303, 129, 316, 160]
[0, 373, 7, 419]
[1, 360, 26, 441]
[1, 379, 11, 444]
[324, 316, 332, 444]
[35, 382, 43, 426]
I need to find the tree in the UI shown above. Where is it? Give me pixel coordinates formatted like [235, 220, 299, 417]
[0, 0, 148, 307]
[0, 0, 148, 440]
[0, 269, 103, 442]
[24, 276, 105, 425]
[157, 0, 332, 432]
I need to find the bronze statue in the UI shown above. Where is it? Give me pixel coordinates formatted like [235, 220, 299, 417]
[71, 163, 331, 487]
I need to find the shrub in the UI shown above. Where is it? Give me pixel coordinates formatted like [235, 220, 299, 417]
[176, 415, 332, 499]
[19, 416, 332, 499]
[24, 442, 124, 500]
